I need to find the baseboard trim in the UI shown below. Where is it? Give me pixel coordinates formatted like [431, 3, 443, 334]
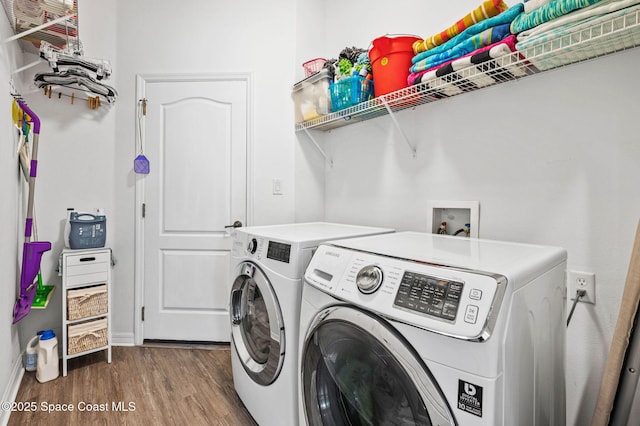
[111, 332, 135, 346]
[0, 356, 25, 426]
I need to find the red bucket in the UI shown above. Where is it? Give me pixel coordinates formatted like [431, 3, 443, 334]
[369, 34, 421, 98]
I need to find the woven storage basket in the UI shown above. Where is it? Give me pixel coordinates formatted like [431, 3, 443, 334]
[68, 318, 108, 355]
[67, 284, 107, 320]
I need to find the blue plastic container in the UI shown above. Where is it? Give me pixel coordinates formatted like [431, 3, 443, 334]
[329, 76, 374, 112]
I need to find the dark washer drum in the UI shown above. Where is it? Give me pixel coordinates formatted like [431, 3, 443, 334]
[301, 306, 456, 426]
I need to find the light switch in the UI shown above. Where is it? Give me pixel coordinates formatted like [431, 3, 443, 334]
[272, 179, 283, 195]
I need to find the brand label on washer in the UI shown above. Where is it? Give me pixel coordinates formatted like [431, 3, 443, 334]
[458, 380, 483, 417]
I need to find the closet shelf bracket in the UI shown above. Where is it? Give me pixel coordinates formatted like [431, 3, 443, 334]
[381, 98, 416, 158]
[302, 127, 333, 166]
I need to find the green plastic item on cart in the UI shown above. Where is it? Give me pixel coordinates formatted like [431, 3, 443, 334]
[31, 273, 55, 309]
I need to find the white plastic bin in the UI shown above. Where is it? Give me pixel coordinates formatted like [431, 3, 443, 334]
[292, 69, 332, 123]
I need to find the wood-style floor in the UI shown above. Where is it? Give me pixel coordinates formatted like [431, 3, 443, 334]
[8, 345, 258, 426]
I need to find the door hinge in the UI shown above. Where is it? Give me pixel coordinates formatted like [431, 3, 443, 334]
[141, 98, 147, 116]
[142, 203, 146, 218]
[142, 306, 145, 321]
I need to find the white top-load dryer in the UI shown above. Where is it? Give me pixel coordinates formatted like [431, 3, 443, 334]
[229, 222, 394, 426]
[299, 231, 567, 426]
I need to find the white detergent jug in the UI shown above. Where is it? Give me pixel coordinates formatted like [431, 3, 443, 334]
[23, 334, 40, 372]
[36, 330, 59, 383]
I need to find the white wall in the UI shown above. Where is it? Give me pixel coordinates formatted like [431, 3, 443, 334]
[294, 0, 327, 221]
[311, 1, 640, 425]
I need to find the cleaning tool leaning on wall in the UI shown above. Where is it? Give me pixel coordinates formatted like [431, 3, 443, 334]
[12, 99, 51, 324]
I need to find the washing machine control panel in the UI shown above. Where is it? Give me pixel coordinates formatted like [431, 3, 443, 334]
[393, 271, 464, 321]
[266, 240, 291, 263]
[237, 234, 292, 264]
[232, 231, 313, 280]
[305, 244, 506, 341]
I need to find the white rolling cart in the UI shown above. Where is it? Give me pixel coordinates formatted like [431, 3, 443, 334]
[61, 247, 112, 376]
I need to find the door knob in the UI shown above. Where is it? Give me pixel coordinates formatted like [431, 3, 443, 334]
[225, 220, 243, 229]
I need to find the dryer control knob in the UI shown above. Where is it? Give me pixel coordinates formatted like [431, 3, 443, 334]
[356, 265, 383, 294]
[247, 238, 258, 254]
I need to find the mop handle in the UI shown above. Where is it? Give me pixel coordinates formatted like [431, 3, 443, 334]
[16, 100, 40, 134]
[16, 100, 41, 239]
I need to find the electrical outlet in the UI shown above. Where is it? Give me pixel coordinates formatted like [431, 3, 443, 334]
[567, 270, 596, 304]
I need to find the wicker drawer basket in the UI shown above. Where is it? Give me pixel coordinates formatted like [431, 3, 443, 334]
[67, 284, 107, 320]
[68, 318, 108, 355]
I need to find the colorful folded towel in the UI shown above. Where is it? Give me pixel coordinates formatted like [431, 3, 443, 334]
[410, 37, 527, 99]
[517, 0, 636, 39]
[408, 35, 518, 85]
[525, 0, 554, 13]
[516, 1, 640, 70]
[411, 3, 523, 65]
[413, 0, 510, 54]
[510, 0, 603, 34]
[410, 23, 512, 73]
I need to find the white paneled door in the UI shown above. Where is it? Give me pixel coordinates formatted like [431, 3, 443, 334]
[140, 75, 248, 342]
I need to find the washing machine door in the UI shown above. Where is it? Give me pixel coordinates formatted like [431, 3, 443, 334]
[230, 262, 285, 386]
[301, 306, 456, 426]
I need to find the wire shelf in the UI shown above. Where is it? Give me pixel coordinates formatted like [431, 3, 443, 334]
[1, 0, 78, 54]
[295, 7, 640, 133]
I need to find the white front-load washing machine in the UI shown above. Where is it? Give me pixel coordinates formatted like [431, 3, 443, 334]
[299, 231, 567, 426]
[229, 222, 394, 426]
